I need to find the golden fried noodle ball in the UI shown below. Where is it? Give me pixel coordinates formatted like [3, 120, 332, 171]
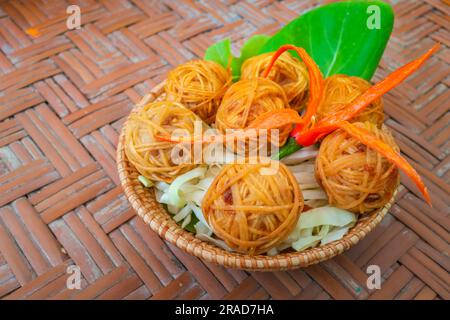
[241, 52, 309, 111]
[165, 60, 231, 124]
[317, 74, 384, 126]
[124, 101, 204, 183]
[315, 122, 400, 214]
[215, 78, 291, 149]
[202, 160, 303, 255]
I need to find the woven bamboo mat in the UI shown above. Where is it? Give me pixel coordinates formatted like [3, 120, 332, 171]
[0, 0, 448, 300]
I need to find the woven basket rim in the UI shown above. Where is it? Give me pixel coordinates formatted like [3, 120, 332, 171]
[116, 82, 398, 271]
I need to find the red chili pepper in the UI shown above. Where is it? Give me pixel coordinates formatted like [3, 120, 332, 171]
[336, 121, 431, 205]
[262, 44, 324, 130]
[291, 43, 440, 146]
[293, 123, 337, 146]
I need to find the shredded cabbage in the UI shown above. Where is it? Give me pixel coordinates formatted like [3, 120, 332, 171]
[155, 181, 170, 192]
[138, 175, 153, 188]
[274, 206, 357, 254]
[159, 167, 207, 208]
[286, 159, 328, 208]
[181, 213, 191, 229]
[194, 220, 212, 236]
[297, 206, 356, 228]
[189, 202, 210, 229]
[173, 205, 192, 222]
[154, 166, 218, 233]
[281, 145, 319, 165]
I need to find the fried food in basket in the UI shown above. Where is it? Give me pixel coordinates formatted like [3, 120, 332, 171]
[202, 160, 303, 255]
[215, 78, 291, 151]
[165, 60, 231, 124]
[317, 74, 384, 125]
[315, 121, 399, 214]
[241, 52, 309, 111]
[124, 101, 204, 183]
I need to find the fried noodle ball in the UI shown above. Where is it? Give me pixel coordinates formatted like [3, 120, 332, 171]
[202, 160, 303, 255]
[215, 78, 291, 149]
[315, 121, 400, 214]
[124, 101, 205, 183]
[165, 60, 231, 124]
[317, 74, 384, 126]
[241, 52, 309, 111]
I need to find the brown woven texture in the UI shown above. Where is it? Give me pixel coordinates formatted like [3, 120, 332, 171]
[0, 0, 448, 300]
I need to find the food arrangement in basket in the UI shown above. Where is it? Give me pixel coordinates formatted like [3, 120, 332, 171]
[117, 1, 436, 269]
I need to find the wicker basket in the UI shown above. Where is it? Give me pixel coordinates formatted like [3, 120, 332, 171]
[116, 82, 398, 271]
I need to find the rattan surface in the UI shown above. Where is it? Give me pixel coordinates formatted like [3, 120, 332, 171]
[0, 0, 448, 300]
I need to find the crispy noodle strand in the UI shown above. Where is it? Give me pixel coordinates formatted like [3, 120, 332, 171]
[202, 160, 303, 255]
[165, 60, 231, 124]
[317, 74, 384, 126]
[241, 52, 309, 111]
[124, 101, 203, 183]
[315, 121, 399, 214]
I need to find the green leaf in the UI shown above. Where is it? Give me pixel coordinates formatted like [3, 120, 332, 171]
[204, 35, 270, 81]
[233, 35, 270, 80]
[204, 38, 232, 70]
[238, 35, 270, 64]
[261, 0, 394, 80]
